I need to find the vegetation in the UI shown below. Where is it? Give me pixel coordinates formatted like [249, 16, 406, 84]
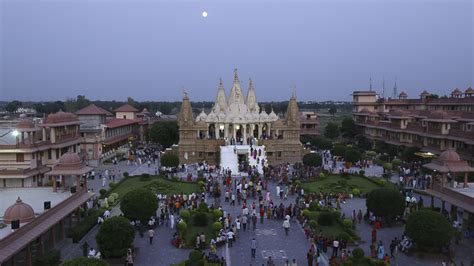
[303, 153, 323, 167]
[61, 257, 109, 266]
[96, 216, 135, 258]
[343, 148, 361, 164]
[108, 174, 199, 201]
[35, 249, 60, 266]
[301, 175, 387, 195]
[67, 208, 106, 243]
[405, 210, 453, 250]
[5, 100, 23, 113]
[120, 188, 158, 223]
[161, 153, 180, 168]
[149, 121, 179, 148]
[324, 122, 340, 139]
[340, 117, 357, 139]
[366, 188, 405, 221]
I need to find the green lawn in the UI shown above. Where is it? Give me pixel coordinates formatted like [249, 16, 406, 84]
[183, 213, 216, 248]
[305, 210, 359, 241]
[108, 175, 200, 199]
[301, 175, 386, 195]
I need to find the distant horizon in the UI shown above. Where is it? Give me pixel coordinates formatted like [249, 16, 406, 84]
[1, 0, 472, 101]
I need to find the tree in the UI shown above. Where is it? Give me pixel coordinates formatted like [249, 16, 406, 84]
[331, 144, 347, 157]
[401, 146, 421, 162]
[324, 122, 340, 139]
[96, 216, 135, 258]
[5, 100, 22, 113]
[62, 257, 109, 266]
[120, 188, 158, 223]
[405, 210, 453, 250]
[310, 137, 333, 150]
[160, 153, 180, 168]
[328, 106, 337, 116]
[344, 148, 361, 164]
[340, 117, 357, 139]
[158, 103, 174, 115]
[149, 121, 179, 148]
[303, 153, 323, 167]
[366, 188, 404, 220]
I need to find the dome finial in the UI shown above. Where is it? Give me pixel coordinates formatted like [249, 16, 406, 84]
[233, 68, 239, 83]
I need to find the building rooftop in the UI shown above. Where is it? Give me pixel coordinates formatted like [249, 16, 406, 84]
[0, 188, 71, 239]
[43, 110, 79, 125]
[104, 118, 139, 128]
[114, 104, 138, 113]
[75, 104, 112, 116]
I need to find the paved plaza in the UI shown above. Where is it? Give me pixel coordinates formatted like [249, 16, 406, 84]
[59, 156, 474, 266]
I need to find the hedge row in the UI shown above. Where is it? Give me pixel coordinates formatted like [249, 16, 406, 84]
[68, 208, 106, 243]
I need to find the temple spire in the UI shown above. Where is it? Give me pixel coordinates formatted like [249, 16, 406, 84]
[382, 77, 385, 98]
[369, 78, 372, 92]
[233, 68, 240, 83]
[393, 78, 398, 99]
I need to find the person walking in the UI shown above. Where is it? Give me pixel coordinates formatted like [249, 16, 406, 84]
[251, 238, 257, 258]
[306, 249, 313, 266]
[148, 229, 155, 245]
[390, 239, 396, 258]
[252, 213, 257, 230]
[267, 256, 275, 266]
[283, 218, 290, 236]
[332, 239, 339, 258]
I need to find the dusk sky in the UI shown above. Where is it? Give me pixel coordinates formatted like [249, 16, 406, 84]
[1, 0, 472, 102]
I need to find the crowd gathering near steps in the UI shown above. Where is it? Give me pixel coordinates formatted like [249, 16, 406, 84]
[81, 142, 465, 266]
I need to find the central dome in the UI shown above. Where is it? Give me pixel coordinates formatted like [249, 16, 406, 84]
[3, 197, 35, 223]
[438, 149, 461, 162]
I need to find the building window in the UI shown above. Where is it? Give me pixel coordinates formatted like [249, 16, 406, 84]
[56, 149, 60, 159]
[123, 115, 127, 119]
[16, 153, 24, 162]
[48, 149, 52, 159]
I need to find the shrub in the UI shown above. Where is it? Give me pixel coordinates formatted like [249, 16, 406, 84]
[62, 257, 109, 266]
[377, 179, 387, 186]
[108, 182, 116, 189]
[366, 188, 404, 219]
[391, 158, 402, 166]
[303, 153, 323, 167]
[352, 247, 365, 260]
[177, 221, 187, 237]
[68, 208, 105, 243]
[405, 210, 453, 249]
[188, 250, 203, 261]
[302, 209, 310, 218]
[338, 232, 351, 242]
[319, 172, 326, 179]
[317, 212, 335, 226]
[212, 221, 223, 232]
[96, 216, 135, 258]
[308, 220, 318, 230]
[109, 193, 119, 201]
[34, 249, 60, 266]
[352, 188, 361, 197]
[331, 144, 347, 157]
[123, 172, 129, 178]
[309, 201, 320, 211]
[383, 163, 393, 171]
[198, 202, 208, 212]
[193, 212, 209, 227]
[161, 153, 180, 168]
[120, 188, 158, 223]
[99, 189, 107, 197]
[198, 180, 205, 188]
[342, 219, 353, 229]
[180, 210, 191, 221]
[344, 148, 361, 164]
[212, 209, 223, 220]
[366, 151, 377, 159]
[172, 176, 180, 182]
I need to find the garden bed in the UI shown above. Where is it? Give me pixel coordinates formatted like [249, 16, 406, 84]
[301, 174, 393, 195]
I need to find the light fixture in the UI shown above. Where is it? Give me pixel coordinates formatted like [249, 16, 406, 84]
[219, 125, 224, 130]
[11, 130, 19, 137]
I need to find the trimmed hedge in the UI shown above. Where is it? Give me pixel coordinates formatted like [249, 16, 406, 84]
[68, 208, 106, 243]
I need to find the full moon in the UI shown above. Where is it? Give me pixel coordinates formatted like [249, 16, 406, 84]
[202, 11, 208, 18]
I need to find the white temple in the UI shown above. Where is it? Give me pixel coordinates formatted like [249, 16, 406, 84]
[195, 69, 279, 145]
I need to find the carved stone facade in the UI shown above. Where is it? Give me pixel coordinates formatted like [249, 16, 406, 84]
[178, 69, 303, 166]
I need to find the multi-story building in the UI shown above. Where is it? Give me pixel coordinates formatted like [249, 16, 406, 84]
[76, 104, 140, 165]
[0, 111, 82, 188]
[352, 88, 474, 162]
[300, 111, 319, 136]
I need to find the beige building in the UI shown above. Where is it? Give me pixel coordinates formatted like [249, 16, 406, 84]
[353, 88, 474, 162]
[0, 111, 82, 188]
[178, 69, 303, 167]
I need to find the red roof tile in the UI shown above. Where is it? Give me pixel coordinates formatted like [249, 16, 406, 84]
[105, 118, 139, 128]
[114, 104, 138, 112]
[75, 104, 112, 116]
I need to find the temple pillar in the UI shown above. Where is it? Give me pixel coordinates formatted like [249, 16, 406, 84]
[76, 175, 81, 190]
[214, 125, 219, 140]
[258, 124, 262, 138]
[430, 196, 434, 208]
[464, 172, 469, 188]
[52, 176, 57, 192]
[243, 124, 247, 145]
[268, 124, 271, 137]
[233, 125, 236, 141]
[224, 124, 228, 139]
[61, 175, 65, 190]
[51, 227, 56, 247]
[26, 244, 32, 266]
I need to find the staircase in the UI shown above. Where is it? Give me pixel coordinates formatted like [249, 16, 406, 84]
[220, 145, 266, 175]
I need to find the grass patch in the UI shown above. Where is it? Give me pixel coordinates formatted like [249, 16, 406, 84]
[183, 212, 215, 248]
[108, 175, 199, 199]
[301, 175, 386, 195]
